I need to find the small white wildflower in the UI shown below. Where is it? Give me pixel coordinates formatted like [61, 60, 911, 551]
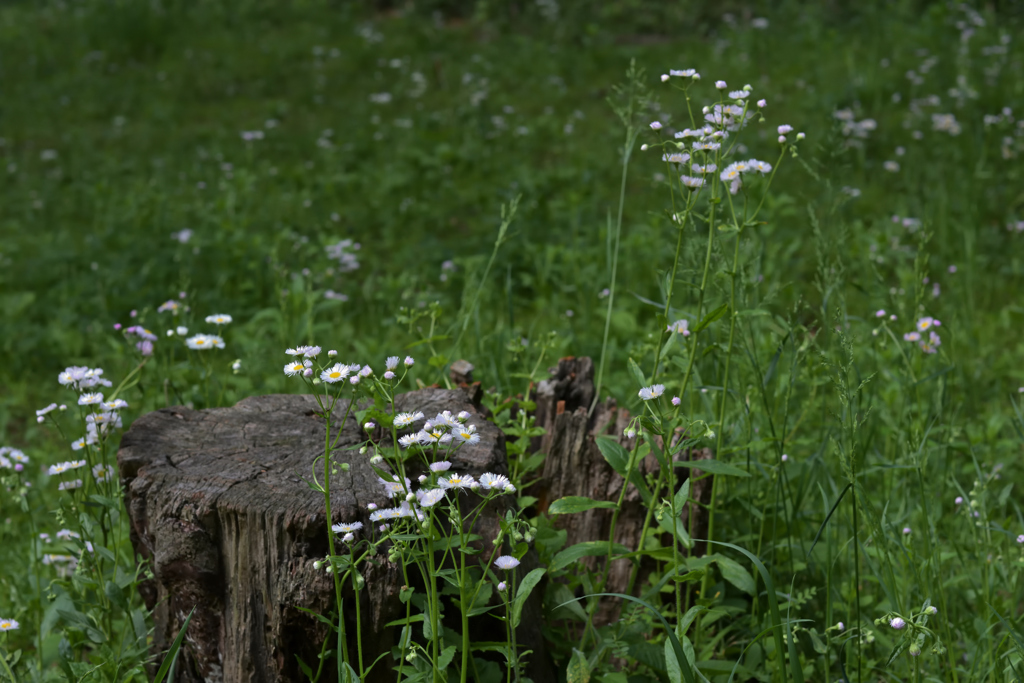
[430, 461, 452, 472]
[385, 356, 400, 371]
[494, 555, 520, 570]
[638, 384, 665, 401]
[418, 489, 446, 507]
[650, 121, 663, 130]
[479, 473, 511, 491]
[439, 474, 477, 490]
[332, 522, 364, 534]
[205, 314, 233, 325]
[284, 361, 306, 377]
[320, 363, 351, 383]
[78, 393, 104, 406]
[404, 356, 415, 367]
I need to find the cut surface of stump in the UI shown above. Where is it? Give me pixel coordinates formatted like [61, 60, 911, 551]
[118, 388, 552, 683]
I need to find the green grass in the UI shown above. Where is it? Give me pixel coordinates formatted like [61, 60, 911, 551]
[2, 1, 1024, 681]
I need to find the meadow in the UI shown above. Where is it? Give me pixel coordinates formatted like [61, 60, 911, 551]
[2, 0, 1024, 681]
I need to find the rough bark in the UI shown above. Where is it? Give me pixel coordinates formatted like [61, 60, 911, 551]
[531, 358, 712, 621]
[118, 388, 552, 683]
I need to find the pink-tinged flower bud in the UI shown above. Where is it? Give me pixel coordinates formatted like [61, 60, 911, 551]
[497, 581, 507, 592]
[15, 463, 23, 471]
[342, 532, 354, 543]
[640, 144, 649, 151]
[303, 368, 313, 377]
[130, 309, 137, 318]
[367, 503, 378, 511]
[364, 422, 375, 431]
[796, 132, 805, 140]
[903, 527, 911, 535]
[404, 356, 415, 367]
[890, 617, 906, 629]
[350, 376, 360, 384]
[650, 121, 663, 130]
[671, 396, 681, 406]
[715, 80, 727, 89]
[59, 405, 67, 410]
[778, 135, 787, 144]
[955, 496, 963, 505]
[875, 309, 886, 317]
[37, 416, 45, 423]
[113, 323, 122, 330]
[661, 74, 669, 82]
[757, 99, 767, 108]
[384, 371, 395, 379]
[328, 350, 337, 357]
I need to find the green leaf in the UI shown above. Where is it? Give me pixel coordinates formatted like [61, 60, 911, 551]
[567, 648, 590, 683]
[595, 436, 629, 476]
[713, 554, 756, 595]
[153, 607, 195, 683]
[693, 303, 729, 333]
[550, 541, 631, 573]
[437, 645, 457, 671]
[548, 496, 618, 515]
[673, 478, 691, 511]
[656, 513, 692, 548]
[511, 568, 546, 628]
[664, 637, 682, 683]
[674, 459, 750, 478]
[627, 357, 647, 389]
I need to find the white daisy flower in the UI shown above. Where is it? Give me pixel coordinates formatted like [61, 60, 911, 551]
[0, 619, 19, 632]
[320, 363, 351, 383]
[720, 163, 743, 182]
[479, 473, 511, 491]
[404, 356, 415, 366]
[101, 399, 129, 412]
[157, 300, 181, 313]
[494, 555, 520, 570]
[666, 319, 690, 336]
[398, 434, 421, 449]
[417, 489, 446, 507]
[78, 393, 104, 406]
[680, 175, 705, 189]
[394, 411, 425, 428]
[379, 476, 411, 498]
[638, 384, 665, 401]
[777, 125, 793, 135]
[751, 160, 772, 174]
[691, 163, 717, 174]
[205, 314, 233, 325]
[453, 427, 481, 445]
[93, 464, 116, 483]
[332, 522, 364, 534]
[439, 474, 477, 490]
[434, 411, 461, 429]
[7, 450, 27, 464]
[429, 461, 452, 472]
[36, 403, 58, 417]
[56, 529, 80, 540]
[385, 356, 400, 370]
[58, 479, 83, 491]
[283, 361, 306, 377]
[728, 90, 749, 99]
[186, 334, 224, 350]
[303, 346, 321, 358]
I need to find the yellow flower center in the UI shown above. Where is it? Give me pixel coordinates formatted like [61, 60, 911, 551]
[330, 372, 341, 378]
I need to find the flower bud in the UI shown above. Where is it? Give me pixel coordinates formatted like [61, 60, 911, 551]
[661, 74, 669, 82]
[313, 560, 322, 570]
[359, 446, 367, 455]
[340, 463, 350, 472]
[370, 455, 383, 465]
[640, 144, 648, 151]
[796, 132, 805, 140]
[328, 350, 337, 357]
[405, 492, 415, 502]
[364, 421, 376, 431]
[497, 581, 507, 592]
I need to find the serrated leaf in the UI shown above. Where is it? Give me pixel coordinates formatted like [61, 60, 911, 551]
[567, 648, 590, 683]
[548, 496, 618, 515]
[437, 645, 457, 671]
[595, 436, 629, 476]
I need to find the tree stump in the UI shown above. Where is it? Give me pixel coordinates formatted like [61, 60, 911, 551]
[118, 387, 553, 683]
[531, 358, 712, 621]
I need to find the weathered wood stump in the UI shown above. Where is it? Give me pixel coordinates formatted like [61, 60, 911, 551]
[531, 358, 712, 621]
[118, 387, 552, 683]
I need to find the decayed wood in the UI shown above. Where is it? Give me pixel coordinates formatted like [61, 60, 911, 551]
[532, 358, 712, 619]
[118, 388, 552, 683]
